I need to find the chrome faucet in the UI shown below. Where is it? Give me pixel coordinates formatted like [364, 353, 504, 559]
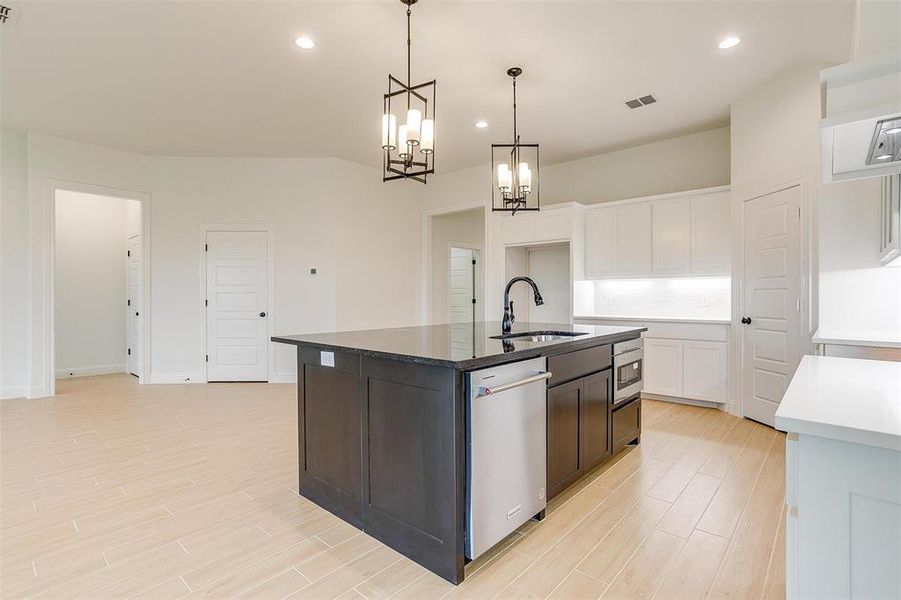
[502, 276, 545, 333]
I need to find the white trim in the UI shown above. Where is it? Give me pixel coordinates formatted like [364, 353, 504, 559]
[581, 185, 731, 212]
[200, 224, 276, 383]
[1, 387, 32, 400]
[421, 201, 490, 325]
[55, 364, 126, 379]
[149, 372, 204, 384]
[270, 372, 298, 384]
[42, 179, 152, 398]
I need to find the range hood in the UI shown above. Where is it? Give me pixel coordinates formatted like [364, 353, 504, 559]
[821, 52, 901, 182]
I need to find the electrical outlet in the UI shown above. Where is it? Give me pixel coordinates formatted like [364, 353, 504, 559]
[310, 267, 317, 275]
[701, 296, 709, 307]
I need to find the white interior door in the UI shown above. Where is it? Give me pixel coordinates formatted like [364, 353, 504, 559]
[449, 247, 477, 324]
[741, 185, 802, 427]
[206, 230, 269, 382]
[127, 234, 143, 378]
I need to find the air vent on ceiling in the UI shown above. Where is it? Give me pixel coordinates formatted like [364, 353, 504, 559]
[625, 94, 658, 109]
[0, 5, 11, 24]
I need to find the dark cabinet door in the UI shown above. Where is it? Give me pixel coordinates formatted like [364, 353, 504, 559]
[547, 378, 582, 499]
[580, 369, 611, 470]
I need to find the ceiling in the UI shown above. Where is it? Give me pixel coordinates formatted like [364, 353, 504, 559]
[1, 1, 855, 172]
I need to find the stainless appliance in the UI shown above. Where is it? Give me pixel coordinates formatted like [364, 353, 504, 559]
[613, 338, 643, 405]
[466, 356, 549, 560]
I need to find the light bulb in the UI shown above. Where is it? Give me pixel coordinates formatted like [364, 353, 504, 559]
[497, 164, 512, 190]
[518, 162, 531, 191]
[381, 114, 397, 150]
[420, 119, 434, 154]
[406, 108, 421, 145]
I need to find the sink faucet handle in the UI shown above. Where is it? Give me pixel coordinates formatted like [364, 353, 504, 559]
[509, 301, 515, 325]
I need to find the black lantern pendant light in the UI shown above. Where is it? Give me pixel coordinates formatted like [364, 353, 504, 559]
[381, 0, 436, 184]
[492, 67, 540, 213]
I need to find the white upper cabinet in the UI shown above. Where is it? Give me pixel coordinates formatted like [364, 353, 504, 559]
[533, 210, 573, 242]
[498, 205, 577, 246]
[583, 187, 731, 279]
[585, 207, 617, 277]
[652, 198, 691, 274]
[616, 203, 653, 275]
[499, 215, 535, 246]
[690, 191, 731, 274]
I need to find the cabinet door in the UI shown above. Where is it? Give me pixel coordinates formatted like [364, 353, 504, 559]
[534, 210, 572, 242]
[652, 198, 691, 274]
[682, 340, 728, 402]
[500, 215, 535, 245]
[616, 203, 653, 275]
[580, 370, 611, 469]
[691, 191, 731, 274]
[585, 207, 617, 277]
[547, 379, 582, 498]
[643, 338, 683, 397]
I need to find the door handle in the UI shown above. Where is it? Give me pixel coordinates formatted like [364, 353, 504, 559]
[259, 312, 267, 317]
[135, 312, 139, 317]
[741, 316, 752, 325]
[478, 371, 552, 396]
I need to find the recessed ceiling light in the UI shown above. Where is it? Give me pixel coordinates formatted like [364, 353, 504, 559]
[885, 127, 901, 135]
[475, 121, 488, 129]
[718, 36, 741, 50]
[294, 36, 315, 50]
[875, 153, 894, 160]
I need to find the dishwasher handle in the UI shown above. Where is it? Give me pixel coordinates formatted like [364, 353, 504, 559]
[478, 371, 552, 396]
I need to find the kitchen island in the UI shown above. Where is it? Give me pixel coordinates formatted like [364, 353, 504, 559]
[272, 321, 645, 584]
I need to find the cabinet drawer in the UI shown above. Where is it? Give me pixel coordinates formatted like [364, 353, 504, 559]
[612, 397, 641, 453]
[547, 345, 612, 387]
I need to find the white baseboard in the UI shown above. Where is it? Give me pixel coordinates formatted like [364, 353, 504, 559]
[1, 386, 30, 400]
[55, 364, 126, 379]
[642, 392, 724, 410]
[270, 372, 297, 384]
[149, 373, 204, 384]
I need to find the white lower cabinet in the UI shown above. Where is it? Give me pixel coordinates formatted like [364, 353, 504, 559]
[643, 337, 728, 403]
[643, 338, 683, 397]
[682, 340, 728, 402]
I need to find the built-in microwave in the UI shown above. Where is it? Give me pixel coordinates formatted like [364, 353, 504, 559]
[612, 338, 643, 405]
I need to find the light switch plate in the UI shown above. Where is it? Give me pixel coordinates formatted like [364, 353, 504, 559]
[320, 351, 334, 367]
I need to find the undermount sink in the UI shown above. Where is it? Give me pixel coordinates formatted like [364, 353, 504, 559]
[490, 331, 589, 342]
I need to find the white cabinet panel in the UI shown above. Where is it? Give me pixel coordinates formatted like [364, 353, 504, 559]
[691, 191, 731, 273]
[682, 340, 728, 403]
[643, 338, 683, 397]
[500, 215, 534, 245]
[616, 203, 653, 274]
[534, 211, 571, 242]
[652, 198, 691, 274]
[585, 207, 617, 278]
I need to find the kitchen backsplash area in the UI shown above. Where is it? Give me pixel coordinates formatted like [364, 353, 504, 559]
[574, 277, 731, 321]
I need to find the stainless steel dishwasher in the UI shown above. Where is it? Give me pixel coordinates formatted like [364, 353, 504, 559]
[465, 356, 550, 560]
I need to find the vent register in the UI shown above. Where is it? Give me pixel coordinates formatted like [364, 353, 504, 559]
[625, 95, 657, 109]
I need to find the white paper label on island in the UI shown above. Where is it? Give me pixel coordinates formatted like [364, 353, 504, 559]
[320, 351, 335, 368]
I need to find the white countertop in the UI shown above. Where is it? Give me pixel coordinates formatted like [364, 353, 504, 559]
[813, 328, 901, 349]
[775, 355, 901, 451]
[574, 314, 731, 325]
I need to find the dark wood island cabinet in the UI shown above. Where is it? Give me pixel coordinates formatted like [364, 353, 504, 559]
[273, 321, 644, 585]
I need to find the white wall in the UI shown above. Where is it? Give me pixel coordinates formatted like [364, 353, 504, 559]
[1, 130, 30, 398]
[5, 132, 421, 395]
[54, 191, 139, 376]
[422, 126, 731, 213]
[819, 177, 901, 337]
[430, 209, 484, 323]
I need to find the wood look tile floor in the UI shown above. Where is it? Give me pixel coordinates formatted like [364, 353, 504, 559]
[1, 374, 786, 599]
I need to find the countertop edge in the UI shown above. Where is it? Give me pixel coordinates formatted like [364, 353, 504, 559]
[574, 315, 731, 325]
[272, 327, 647, 370]
[811, 332, 901, 349]
[775, 414, 901, 452]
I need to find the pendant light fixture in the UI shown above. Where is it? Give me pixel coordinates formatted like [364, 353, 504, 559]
[492, 67, 540, 213]
[382, 0, 436, 184]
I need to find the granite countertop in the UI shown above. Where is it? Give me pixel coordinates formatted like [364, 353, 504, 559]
[775, 355, 901, 452]
[272, 321, 645, 370]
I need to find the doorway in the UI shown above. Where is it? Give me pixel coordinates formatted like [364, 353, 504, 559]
[204, 229, 271, 382]
[741, 185, 803, 427]
[54, 190, 144, 382]
[448, 246, 480, 324]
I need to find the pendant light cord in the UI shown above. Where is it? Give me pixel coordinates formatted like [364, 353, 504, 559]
[406, 6, 412, 111]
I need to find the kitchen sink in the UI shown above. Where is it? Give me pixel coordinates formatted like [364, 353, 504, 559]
[490, 331, 589, 342]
